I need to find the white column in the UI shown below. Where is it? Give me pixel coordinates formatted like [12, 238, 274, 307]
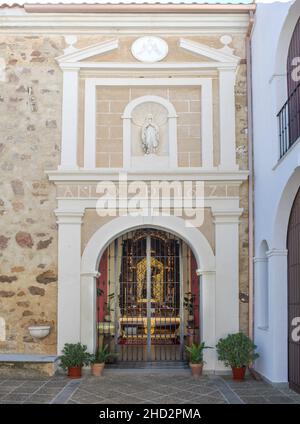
[218, 67, 238, 170]
[254, 257, 269, 329]
[196, 269, 216, 371]
[201, 79, 214, 169]
[84, 79, 96, 169]
[56, 210, 84, 354]
[59, 67, 80, 170]
[267, 249, 288, 382]
[213, 210, 242, 370]
[81, 272, 99, 353]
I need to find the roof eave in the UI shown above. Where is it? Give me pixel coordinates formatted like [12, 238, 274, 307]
[23, 4, 256, 14]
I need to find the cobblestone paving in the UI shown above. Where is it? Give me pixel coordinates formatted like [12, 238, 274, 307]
[0, 371, 300, 404]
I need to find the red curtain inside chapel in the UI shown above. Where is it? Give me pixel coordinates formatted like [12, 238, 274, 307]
[97, 250, 108, 323]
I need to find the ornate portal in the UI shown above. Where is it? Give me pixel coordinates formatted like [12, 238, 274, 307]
[96, 228, 200, 362]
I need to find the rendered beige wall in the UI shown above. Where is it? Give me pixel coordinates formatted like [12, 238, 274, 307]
[95, 86, 201, 168]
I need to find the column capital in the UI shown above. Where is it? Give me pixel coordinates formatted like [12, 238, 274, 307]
[212, 209, 243, 224]
[196, 268, 216, 276]
[81, 271, 100, 278]
[55, 209, 84, 224]
[253, 257, 268, 263]
[59, 64, 80, 72]
[217, 65, 237, 73]
[266, 248, 288, 258]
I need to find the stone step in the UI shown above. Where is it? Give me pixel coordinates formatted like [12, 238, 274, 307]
[107, 361, 189, 369]
[0, 354, 58, 363]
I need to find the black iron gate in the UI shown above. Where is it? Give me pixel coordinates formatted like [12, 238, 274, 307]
[96, 228, 200, 363]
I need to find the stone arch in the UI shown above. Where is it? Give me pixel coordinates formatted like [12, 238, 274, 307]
[122, 95, 178, 169]
[122, 95, 177, 119]
[82, 215, 215, 274]
[80, 215, 215, 353]
[274, 0, 300, 109]
[272, 167, 300, 249]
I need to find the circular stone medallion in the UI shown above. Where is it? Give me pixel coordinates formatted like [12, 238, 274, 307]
[131, 36, 169, 63]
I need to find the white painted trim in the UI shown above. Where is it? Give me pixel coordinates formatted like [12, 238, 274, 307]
[0, 13, 250, 34]
[179, 38, 240, 64]
[56, 197, 242, 217]
[86, 77, 212, 86]
[201, 78, 214, 169]
[58, 61, 240, 70]
[56, 39, 119, 64]
[218, 68, 239, 170]
[59, 68, 80, 170]
[46, 169, 249, 182]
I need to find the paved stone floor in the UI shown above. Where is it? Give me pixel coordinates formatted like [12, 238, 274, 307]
[0, 370, 300, 404]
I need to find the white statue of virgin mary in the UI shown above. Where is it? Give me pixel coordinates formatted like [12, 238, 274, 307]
[141, 114, 159, 155]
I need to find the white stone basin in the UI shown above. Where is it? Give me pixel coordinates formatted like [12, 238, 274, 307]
[28, 325, 51, 339]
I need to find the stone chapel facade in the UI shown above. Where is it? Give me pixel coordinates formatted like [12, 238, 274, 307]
[0, 3, 254, 374]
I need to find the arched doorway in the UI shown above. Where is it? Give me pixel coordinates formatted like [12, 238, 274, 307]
[96, 228, 200, 363]
[287, 187, 300, 393]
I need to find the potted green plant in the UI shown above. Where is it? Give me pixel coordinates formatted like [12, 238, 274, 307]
[91, 345, 118, 377]
[59, 343, 93, 379]
[185, 342, 212, 377]
[216, 332, 259, 380]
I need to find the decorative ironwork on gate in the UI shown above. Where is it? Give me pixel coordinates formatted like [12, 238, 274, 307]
[96, 228, 200, 363]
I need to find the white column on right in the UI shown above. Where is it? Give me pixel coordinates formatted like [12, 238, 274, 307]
[213, 209, 242, 370]
[201, 79, 214, 170]
[218, 67, 238, 171]
[267, 249, 288, 382]
[197, 269, 216, 371]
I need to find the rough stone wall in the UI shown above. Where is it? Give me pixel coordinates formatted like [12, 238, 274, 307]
[236, 63, 249, 335]
[0, 36, 64, 354]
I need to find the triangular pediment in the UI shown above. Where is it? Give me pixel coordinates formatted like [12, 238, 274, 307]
[56, 39, 119, 64]
[179, 38, 240, 65]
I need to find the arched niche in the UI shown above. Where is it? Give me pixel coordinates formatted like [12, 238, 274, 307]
[122, 95, 178, 170]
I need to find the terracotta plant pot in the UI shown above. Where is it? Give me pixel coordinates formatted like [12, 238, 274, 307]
[91, 363, 105, 377]
[231, 366, 247, 380]
[189, 362, 203, 378]
[68, 366, 82, 379]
